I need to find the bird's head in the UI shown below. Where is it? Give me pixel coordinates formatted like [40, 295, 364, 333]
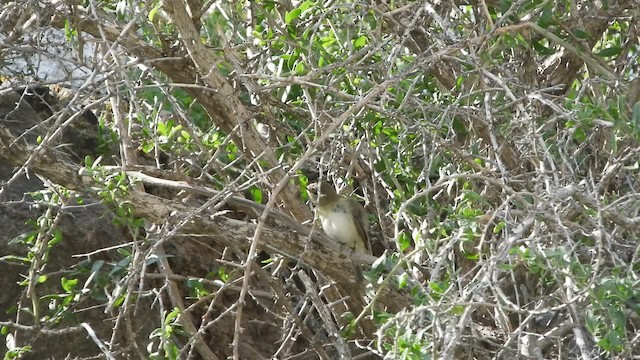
[307, 181, 339, 203]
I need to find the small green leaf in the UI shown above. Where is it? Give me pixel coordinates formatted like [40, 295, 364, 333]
[429, 281, 444, 294]
[398, 232, 411, 252]
[353, 35, 367, 48]
[84, 155, 94, 167]
[140, 141, 154, 153]
[91, 260, 105, 273]
[538, 5, 553, 28]
[0, 255, 30, 263]
[298, 0, 314, 12]
[37, 275, 47, 284]
[61, 277, 78, 292]
[573, 127, 587, 143]
[218, 267, 229, 282]
[148, 3, 162, 22]
[285, 9, 302, 24]
[498, 263, 515, 271]
[493, 221, 506, 233]
[573, 29, 589, 39]
[532, 40, 556, 55]
[397, 272, 408, 289]
[64, 19, 77, 40]
[595, 47, 623, 57]
[249, 187, 263, 203]
[112, 294, 125, 308]
[165, 307, 181, 324]
[49, 229, 63, 246]
[465, 252, 480, 260]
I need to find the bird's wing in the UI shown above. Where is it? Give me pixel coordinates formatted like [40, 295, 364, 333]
[350, 199, 372, 255]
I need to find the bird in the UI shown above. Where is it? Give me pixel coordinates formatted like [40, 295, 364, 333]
[310, 181, 372, 256]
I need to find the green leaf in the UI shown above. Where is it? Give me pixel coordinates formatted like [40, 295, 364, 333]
[140, 140, 155, 153]
[165, 307, 181, 324]
[353, 35, 367, 48]
[573, 29, 590, 39]
[113, 294, 125, 308]
[498, 263, 515, 271]
[249, 187, 263, 203]
[91, 260, 105, 273]
[84, 155, 94, 168]
[493, 221, 506, 233]
[49, 228, 63, 246]
[64, 18, 77, 40]
[429, 281, 444, 294]
[398, 232, 411, 252]
[298, 0, 314, 12]
[538, 5, 553, 28]
[464, 252, 480, 260]
[218, 267, 229, 282]
[148, 3, 162, 22]
[595, 47, 623, 57]
[532, 40, 556, 55]
[397, 273, 408, 289]
[573, 127, 586, 143]
[0, 255, 30, 263]
[157, 121, 168, 136]
[61, 277, 78, 292]
[285, 9, 302, 24]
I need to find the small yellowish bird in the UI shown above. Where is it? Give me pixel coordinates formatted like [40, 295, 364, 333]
[310, 181, 372, 256]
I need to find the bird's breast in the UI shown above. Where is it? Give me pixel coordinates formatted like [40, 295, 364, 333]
[319, 205, 363, 251]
